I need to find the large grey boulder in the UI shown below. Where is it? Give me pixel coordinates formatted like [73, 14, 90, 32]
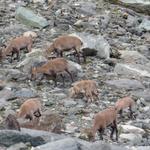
[32, 138, 80, 150]
[138, 18, 150, 32]
[70, 33, 110, 59]
[0, 130, 46, 147]
[105, 79, 144, 90]
[16, 7, 49, 29]
[108, 0, 150, 15]
[114, 63, 150, 78]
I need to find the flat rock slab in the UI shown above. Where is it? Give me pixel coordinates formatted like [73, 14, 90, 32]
[105, 79, 144, 90]
[0, 130, 46, 147]
[33, 138, 80, 150]
[16, 7, 49, 29]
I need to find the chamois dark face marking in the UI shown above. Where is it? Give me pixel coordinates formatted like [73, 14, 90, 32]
[5, 114, 21, 131]
[31, 61, 47, 80]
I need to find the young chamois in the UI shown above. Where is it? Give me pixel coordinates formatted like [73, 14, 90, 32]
[17, 98, 41, 121]
[1, 36, 32, 62]
[91, 106, 118, 141]
[31, 58, 73, 86]
[115, 96, 135, 118]
[5, 114, 21, 131]
[69, 80, 99, 102]
[45, 35, 85, 63]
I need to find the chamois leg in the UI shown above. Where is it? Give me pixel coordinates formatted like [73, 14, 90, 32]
[27, 43, 32, 52]
[65, 69, 73, 82]
[119, 109, 123, 118]
[113, 120, 118, 141]
[25, 114, 33, 121]
[110, 124, 115, 140]
[129, 106, 133, 119]
[98, 128, 104, 140]
[10, 51, 15, 63]
[16, 50, 20, 62]
[60, 74, 65, 87]
[33, 109, 41, 118]
[74, 48, 80, 64]
[52, 73, 57, 87]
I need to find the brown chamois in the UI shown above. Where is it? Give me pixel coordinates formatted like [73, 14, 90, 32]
[5, 114, 21, 131]
[91, 106, 118, 141]
[31, 58, 73, 86]
[45, 35, 85, 63]
[115, 96, 135, 118]
[2, 36, 32, 62]
[69, 80, 99, 102]
[17, 98, 41, 121]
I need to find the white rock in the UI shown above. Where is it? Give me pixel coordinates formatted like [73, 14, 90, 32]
[120, 133, 142, 142]
[120, 125, 145, 135]
[23, 31, 37, 38]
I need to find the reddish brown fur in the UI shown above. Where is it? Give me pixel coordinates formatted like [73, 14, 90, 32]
[2, 36, 32, 62]
[17, 98, 41, 121]
[46, 35, 85, 63]
[31, 58, 73, 86]
[115, 96, 135, 118]
[91, 106, 118, 141]
[5, 114, 21, 131]
[69, 80, 98, 102]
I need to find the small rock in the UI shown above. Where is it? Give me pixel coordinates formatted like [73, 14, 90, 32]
[63, 99, 77, 107]
[7, 142, 27, 150]
[120, 133, 142, 143]
[23, 31, 38, 38]
[138, 19, 150, 32]
[14, 88, 37, 98]
[120, 125, 145, 135]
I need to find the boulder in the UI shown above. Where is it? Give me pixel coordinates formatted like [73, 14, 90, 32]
[108, 0, 150, 15]
[16, 7, 49, 29]
[138, 18, 150, 32]
[32, 138, 80, 150]
[70, 33, 110, 59]
[114, 63, 150, 78]
[0, 130, 46, 147]
[120, 125, 145, 135]
[106, 79, 144, 90]
[16, 49, 47, 74]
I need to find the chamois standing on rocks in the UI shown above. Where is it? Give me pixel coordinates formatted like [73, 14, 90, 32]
[91, 106, 118, 141]
[69, 80, 99, 102]
[115, 96, 135, 118]
[17, 98, 41, 121]
[31, 58, 73, 86]
[1, 36, 32, 62]
[45, 35, 85, 63]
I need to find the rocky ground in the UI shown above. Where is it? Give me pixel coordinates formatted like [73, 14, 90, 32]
[0, 0, 150, 149]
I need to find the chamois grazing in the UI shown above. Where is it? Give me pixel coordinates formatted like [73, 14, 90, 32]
[5, 114, 21, 131]
[17, 98, 41, 121]
[1, 36, 32, 62]
[115, 96, 135, 118]
[69, 80, 99, 102]
[45, 35, 85, 63]
[31, 58, 73, 86]
[91, 106, 118, 141]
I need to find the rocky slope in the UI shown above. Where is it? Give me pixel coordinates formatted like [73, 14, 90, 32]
[0, 0, 150, 149]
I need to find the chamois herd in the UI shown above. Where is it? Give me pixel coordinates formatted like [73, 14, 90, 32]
[1, 34, 136, 141]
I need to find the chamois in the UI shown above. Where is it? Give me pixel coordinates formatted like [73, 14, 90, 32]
[17, 98, 41, 121]
[115, 96, 135, 118]
[45, 35, 85, 63]
[69, 80, 98, 102]
[31, 58, 73, 86]
[91, 106, 118, 141]
[1, 36, 32, 62]
[5, 114, 21, 131]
